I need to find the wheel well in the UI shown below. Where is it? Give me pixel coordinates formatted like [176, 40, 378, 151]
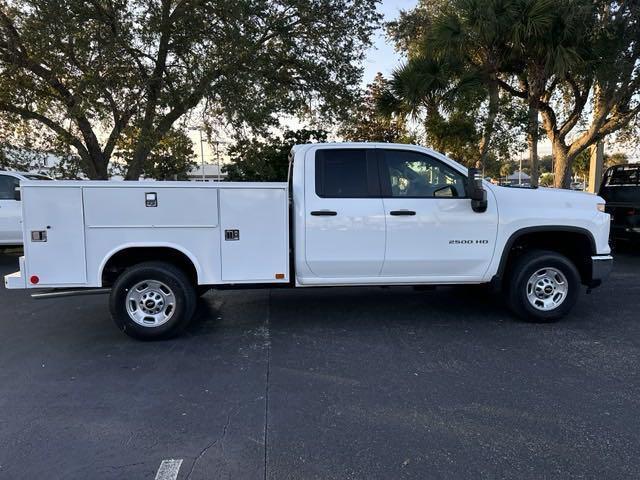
[101, 247, 198, 287]
[500, 229, 595, 286]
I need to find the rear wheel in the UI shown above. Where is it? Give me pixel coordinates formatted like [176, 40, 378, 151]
[507, 250, 581, 322]
[109, 261, 197, 340]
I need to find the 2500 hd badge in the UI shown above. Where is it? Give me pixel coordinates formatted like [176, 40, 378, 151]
[449, 239, 490, 244]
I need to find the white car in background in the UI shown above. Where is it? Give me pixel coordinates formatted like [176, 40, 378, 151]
[0, 171, 53, 246]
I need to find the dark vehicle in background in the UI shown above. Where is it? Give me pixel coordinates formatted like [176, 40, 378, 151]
[599, 164, 640, 245]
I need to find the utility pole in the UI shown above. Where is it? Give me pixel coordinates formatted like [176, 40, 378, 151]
[519, 153, 523, 186]
[189, 127, 207, 181]
[588, 142, 604, 194]
[212, 140, 228, 182]
[199, 130, 205, 181]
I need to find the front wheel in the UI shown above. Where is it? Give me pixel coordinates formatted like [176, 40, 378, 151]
[506, 250, 581, 322]
[109, 261, 197, 340]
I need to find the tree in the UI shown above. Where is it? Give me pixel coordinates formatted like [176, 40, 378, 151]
[571, 149, 627, 179]
[114, 127, 196, 180]
[539, 172, 554, 186]
[494, 0, 640, 188]
[605, 152, 628, 168]
[0, 0, 381, 179]
[383, 0, 525, 170]
[0, 117, 72, 174]
[390, 0, 640, 189]
[224, 128, 328, 182]
[340, 73, 412, 143]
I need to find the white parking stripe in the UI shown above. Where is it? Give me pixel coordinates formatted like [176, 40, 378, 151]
[154, 459, 183, 480]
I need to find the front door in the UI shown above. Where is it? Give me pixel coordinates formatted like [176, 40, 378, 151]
[304, 148, 385, 278]
[0, 175, 22, 244]
[378, 148, 498, 280]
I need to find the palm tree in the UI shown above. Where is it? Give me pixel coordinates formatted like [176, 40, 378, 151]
[378, 6, 510, 170]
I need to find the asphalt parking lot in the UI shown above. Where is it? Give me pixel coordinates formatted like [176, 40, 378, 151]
[0, 250, 639, 480]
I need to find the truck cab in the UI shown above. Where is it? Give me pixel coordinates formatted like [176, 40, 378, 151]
[4, 143, 613, 339]
[291, 144, 498, 285]
[0, 171, 52, 246]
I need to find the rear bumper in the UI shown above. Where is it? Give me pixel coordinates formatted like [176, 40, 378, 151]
[588, 255, 614, 288]
[3, 256, 26, 289]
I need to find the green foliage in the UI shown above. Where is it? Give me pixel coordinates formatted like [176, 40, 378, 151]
[48, 155, 86, 180]
[572, 149, 629, 178]
[605, 152, 628, 168]
[387, 0, 640, 189]
[341, 73, 414, 143]
[0, 0, 381, 179]
[539, 172, 554, 186]
[500, 161, 515, 178]
[572, 149, 590, 178]
[380, 0, 530, 170]
[114, 128, 197, 180]
[224, 129, 328, 182]
[0, 145, 45, 172]
[539, 155, 553, 174]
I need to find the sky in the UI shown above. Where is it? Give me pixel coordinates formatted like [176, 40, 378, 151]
[361, 0, 418, 86]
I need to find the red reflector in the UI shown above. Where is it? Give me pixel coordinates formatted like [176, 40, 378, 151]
[30, 275, 39, 285]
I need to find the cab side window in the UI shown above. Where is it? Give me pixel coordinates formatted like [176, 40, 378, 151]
[0, 175, 19, 200]
[315, 149, 378, 198]
[381, 150, 466, 198]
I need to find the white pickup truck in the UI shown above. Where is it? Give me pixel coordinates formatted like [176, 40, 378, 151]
[0, 170, 53, 246]
[4, 143, 613, 339]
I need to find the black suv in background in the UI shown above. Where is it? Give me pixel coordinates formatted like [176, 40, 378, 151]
[599, 164, 640, 244]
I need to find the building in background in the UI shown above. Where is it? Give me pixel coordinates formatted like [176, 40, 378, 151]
[506, 170, 531, 187]
[186, 163, 227, 182]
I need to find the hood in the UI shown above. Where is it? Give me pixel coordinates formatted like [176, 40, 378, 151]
[487, 184, 604, 208]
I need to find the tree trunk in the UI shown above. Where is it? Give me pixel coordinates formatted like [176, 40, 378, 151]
[478, 81, 499, 173]
[76, 149, 110, 180]
[126, 141, 153, 180]
[527, 102, 539, 188]
[552, 140, 572, 189]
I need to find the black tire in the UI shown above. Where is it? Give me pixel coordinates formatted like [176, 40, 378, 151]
[109, 261, 197, 340]
[506, 249, 581, 323]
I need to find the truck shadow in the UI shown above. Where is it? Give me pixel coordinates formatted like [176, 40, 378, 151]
[271, 286, 510, 330]
[186, 284, 514, 340]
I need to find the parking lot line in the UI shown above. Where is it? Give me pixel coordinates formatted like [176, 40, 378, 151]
[154, 459, 183, 480]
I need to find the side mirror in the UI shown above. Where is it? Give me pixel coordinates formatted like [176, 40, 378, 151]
[467, 168, 487, 213]
[14, 186, 21, 201]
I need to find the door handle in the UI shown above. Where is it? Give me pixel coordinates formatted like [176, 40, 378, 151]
[390, 210, 416, 216]
[310, 210, 337, 216]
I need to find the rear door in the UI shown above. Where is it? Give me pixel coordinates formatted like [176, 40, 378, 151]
[0, 174, 22, 244]
[378, 148, 498, 280]
[304, 148, 385, 278]
[23, 186, 87, 286]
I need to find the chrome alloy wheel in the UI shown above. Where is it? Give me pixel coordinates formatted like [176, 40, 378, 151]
[125, 280, 176, 327]
[526, 267, 569, 311]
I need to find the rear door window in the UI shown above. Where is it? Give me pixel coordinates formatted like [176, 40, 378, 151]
[315, 149, 378, 198]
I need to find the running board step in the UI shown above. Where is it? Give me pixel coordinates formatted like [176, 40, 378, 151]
[31, 288, 111, 299]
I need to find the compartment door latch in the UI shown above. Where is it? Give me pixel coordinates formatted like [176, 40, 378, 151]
[145, 192, 157, 207]
[31, 230, 47, 242]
